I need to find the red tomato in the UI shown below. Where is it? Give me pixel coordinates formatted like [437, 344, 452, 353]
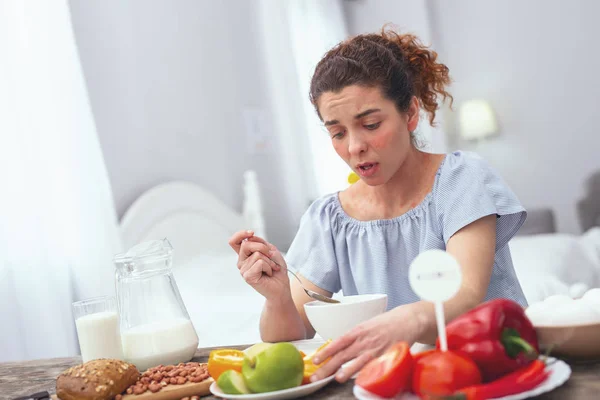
[412, 350, 482, 397]
[356, 342, 414, 398]
[412, 349, 436, 364]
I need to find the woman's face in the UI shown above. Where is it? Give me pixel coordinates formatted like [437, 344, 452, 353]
[317, 85, 420, 186]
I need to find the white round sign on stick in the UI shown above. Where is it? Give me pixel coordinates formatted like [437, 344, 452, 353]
[409, 249, 463, 351]
[409, 249, 462, 302]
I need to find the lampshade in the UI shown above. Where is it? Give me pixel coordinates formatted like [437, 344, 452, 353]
[458, 99, 498, 141]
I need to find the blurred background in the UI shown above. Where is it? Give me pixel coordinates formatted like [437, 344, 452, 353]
[2, 0, 600, 363]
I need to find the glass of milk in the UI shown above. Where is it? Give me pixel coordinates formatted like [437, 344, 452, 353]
[72, 296, 124, 362]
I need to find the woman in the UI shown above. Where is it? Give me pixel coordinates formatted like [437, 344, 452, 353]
[228, 28, 527, 383]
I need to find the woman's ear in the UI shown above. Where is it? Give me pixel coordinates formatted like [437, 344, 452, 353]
[407, 96, 420, 132]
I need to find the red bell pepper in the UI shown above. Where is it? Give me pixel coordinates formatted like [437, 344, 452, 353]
[437, 298, 539, 382]
[440, 359, 549, 400]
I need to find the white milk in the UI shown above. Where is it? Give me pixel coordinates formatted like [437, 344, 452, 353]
[121, 318, 199, 371]
[75, 311, 124, 362]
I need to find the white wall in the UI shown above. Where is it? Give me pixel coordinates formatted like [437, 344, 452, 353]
[429, 0, 600, 233]
[344, 0, 432, 43]
[68, 0, 305, 249]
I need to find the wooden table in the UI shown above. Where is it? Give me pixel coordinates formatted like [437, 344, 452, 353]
[2, 345, 600, 400]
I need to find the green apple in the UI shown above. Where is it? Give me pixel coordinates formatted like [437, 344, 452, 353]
[217, 369, 251, 394]
[242, 342, 304, 393]
[244, 342, 273, 357]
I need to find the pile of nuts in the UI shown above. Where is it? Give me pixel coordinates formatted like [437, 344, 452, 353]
[115, 362, 210, 398]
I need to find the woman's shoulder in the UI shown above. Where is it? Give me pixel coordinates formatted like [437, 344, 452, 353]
[433, 150, 526, 245]
[435, 150, 503, 190]
[432, 149, 523, 213]
[440, 150, 492, 172]
[300, 192, 341, 223]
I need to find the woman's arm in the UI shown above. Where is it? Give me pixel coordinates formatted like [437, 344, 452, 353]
[260, 272, 331, 342]
[229, 230, 336, 343]
[409, 213, 497, 344]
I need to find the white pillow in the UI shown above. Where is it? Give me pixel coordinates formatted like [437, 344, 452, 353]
[509, 230, 600, 304]
[173, 254, 265, 347]
[578, 227, 600, 266]
[174, 253, 255, 296]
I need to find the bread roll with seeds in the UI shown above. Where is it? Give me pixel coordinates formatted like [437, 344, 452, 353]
[56, 359, 139, 400]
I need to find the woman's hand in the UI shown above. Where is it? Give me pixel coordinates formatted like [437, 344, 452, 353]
[228, 230, 291, 301]
[309, 306, 422, 383]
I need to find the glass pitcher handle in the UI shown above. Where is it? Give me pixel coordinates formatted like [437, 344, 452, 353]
[114, 268, 123, 326]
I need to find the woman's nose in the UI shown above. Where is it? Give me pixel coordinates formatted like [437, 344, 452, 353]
[348, 133, 367, 156]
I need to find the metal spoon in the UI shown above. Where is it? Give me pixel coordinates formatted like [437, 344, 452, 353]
[287, 267, 341, 304]
[268, 256, 340, 304]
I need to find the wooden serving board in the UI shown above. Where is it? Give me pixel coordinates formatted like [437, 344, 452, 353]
[51, 377, 214, 400]
[122, 378, 214, 400]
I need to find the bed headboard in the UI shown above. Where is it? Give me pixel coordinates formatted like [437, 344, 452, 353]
[119, 171, 266, 266]
[577, 170, 600, 232]
[516, 208, 557, 236]
[516, 169, 600, 236]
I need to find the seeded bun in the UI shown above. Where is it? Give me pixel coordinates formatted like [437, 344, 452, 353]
[56, 359, 139, 400]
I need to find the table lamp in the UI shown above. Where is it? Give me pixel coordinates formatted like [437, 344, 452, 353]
[458, 99, 498, 141]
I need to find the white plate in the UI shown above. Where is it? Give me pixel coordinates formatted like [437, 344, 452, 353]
[209, 375, 336, 400]
[353, 357, 572, 400]
[290, 338, 328, 355]
[209, 339, 336, 399]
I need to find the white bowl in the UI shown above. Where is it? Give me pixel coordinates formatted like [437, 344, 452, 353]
[304, 294, 388, 340]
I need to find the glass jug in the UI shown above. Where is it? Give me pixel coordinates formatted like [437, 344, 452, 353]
[114, 238, 199, 371]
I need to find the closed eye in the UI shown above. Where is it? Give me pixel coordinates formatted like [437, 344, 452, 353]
[364, 122, 381, 130]
[331, 130, 346, 139]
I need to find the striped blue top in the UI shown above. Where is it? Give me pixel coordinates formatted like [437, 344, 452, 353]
[286, 151, 529, 310]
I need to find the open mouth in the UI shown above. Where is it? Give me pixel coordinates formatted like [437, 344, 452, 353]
[358, 163, 376, 171]
[356, 162, 379, 177]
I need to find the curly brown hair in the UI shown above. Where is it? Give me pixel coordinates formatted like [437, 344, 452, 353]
[309, 26, 453, 126]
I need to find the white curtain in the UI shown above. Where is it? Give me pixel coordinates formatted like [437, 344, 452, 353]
[287, 0, 351, 198]
[256, 0, 350, 210]
[0, 0, 122, 362]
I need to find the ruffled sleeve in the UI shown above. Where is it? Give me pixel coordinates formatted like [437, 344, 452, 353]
[284, 196, 341, 293]
[435, 151, 527, 250]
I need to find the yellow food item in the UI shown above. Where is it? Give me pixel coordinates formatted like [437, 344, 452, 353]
[348, 172, 360, 184]
[302, 340, 332, 384]
[207, 349, 245, 381]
